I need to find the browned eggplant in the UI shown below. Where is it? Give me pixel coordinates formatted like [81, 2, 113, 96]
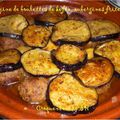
[51, 44, 87, 71]
[87, 20, 120, 42]
[94, 40, 120, 77]
[47, 73, 98, 115]
[34, 20, 54, 26]
[21, 48, 60, 77]
[23, 25, 52, 48]
[0, 49, 22, 72]
[74, 57, 114, 88]
[35, 7, 67, 26]
[0, 32, 22, 40]
[0, 14, 28, 35]
[51, 20, 90, 46]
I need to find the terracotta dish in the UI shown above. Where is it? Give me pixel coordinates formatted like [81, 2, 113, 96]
[0, 0, 120, 119]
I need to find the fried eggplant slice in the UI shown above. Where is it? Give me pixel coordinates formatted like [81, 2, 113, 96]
[21, 48, 60, 77]
[47, 73, 98, 115]
[23, 25, 51, 48]
[0, 14, 28, 35]
[94, 40, 120, 75]
[35, 7, 67, 26]
[51, 20, 90, 46]
[74, 57, 114, 88]
[51, 44, 87, 71]
[87, 20, 120, 41]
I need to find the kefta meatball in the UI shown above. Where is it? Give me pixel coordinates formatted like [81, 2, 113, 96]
[0, 37, 25, 52]
[18, 77, 48, 104]
[0, 68, 26, 86]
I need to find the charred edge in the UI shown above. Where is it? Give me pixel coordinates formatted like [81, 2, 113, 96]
[52, 39, 90, 46]
[91, 33, 120, 42]
[34, 20, 55, 26]
[0, 62, 22, 73]
[51, 51, 87, 71]
[114, 71, 120, 78]
[0, 32, 22, 40]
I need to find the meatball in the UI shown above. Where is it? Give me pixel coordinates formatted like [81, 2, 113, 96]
[18, 77, 48, 104]
[0, 68, 26, 86]
[0, 37, 25, 52]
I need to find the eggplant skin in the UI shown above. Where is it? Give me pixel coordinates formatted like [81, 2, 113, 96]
[52, 39, 89, 46]
[34, 20, 55, 26]
[91, 33, 120, 42]
[46, 73, 98, 115]
[114, 71, 120, 78]
[0, 32, 22, 40]
[51, 50, 87, 71]
[0, 49, 22, 73]
[0, 62, 22, 73]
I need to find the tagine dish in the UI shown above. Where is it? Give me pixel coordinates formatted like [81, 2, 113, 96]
[0, 1, 120, 119]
